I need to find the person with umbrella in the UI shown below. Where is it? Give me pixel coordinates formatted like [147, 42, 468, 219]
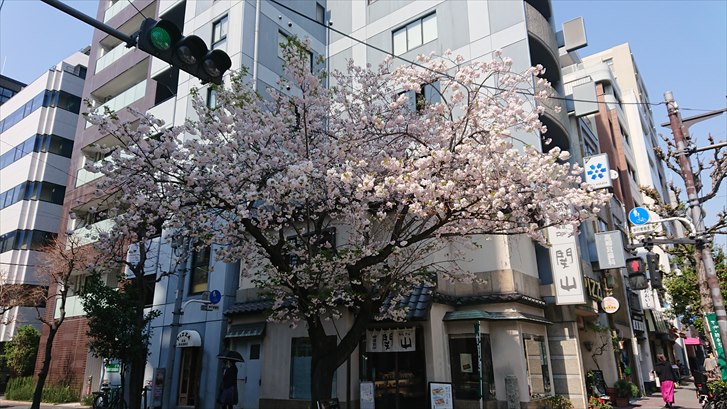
[218, 351, 243, 409]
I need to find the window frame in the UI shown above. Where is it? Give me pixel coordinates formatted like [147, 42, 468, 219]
[211, 15, 229, 50]
[392, 13, 437, 55]
[189, 246, 211, 294]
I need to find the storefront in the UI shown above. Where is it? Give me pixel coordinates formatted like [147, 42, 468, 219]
[361, 326, 426, 409]
[175, 329, 202, 408]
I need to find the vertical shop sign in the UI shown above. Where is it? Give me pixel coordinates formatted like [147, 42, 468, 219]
[706, 313, 727, 380]
[547, 225, 586, 305]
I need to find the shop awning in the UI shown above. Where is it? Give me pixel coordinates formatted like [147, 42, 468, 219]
[685, 337, 703, 346]
[226, 322, 266, 338]
[443, 310, 552, 325]
[176, 330, 202, 347]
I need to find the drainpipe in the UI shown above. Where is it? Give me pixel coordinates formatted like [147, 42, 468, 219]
[252, 0, 261, 91]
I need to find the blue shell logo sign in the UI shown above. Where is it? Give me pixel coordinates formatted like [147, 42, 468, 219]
[583, 153, 612, 189]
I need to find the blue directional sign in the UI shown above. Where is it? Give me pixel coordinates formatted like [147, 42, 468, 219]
[209, 289, 222, 305]
[628, 207, 650, 225]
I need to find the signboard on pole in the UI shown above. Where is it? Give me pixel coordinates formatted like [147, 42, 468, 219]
[594, 231, 626, 269]
[706, 313, 727, 381]
[628, 207, 650, 225]
[548, 225, 586, 305]
[583, 154, 612, 189]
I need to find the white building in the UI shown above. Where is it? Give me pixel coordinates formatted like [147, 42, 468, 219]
[0, 50, 88, 341]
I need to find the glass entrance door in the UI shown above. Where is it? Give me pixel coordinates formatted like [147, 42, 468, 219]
[177, 347, 201, 406]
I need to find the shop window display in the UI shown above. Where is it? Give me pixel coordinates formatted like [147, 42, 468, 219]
[360, 327, 426, 408]
[448, 334, 495, 401]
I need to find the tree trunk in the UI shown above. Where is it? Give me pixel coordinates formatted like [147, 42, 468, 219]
[310, 345, 337, 407]
[126, 305, 147, 409]
[31, 325, 58, 409]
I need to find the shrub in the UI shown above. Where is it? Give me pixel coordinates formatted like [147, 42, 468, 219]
[540, 395, 574, 409]
[1, 326, 40, 376]
[613, 379, 638, 398]
[81, 394, 95, 406]
[4, 376, 79, 403]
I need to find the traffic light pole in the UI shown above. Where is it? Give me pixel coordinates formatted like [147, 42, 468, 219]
[664, 91, 727, 354]
[40, 0, 136, 46]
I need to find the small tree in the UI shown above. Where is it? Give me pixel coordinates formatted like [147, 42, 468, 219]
[31, 236, 97, 409]
[1, 325, 40, 376]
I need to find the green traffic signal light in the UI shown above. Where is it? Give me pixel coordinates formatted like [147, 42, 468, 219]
[150, 26, 173, 50]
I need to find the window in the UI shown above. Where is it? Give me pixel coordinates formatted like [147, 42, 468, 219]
[0, 229, 56, 254]
[393, 13, 437, 55]
[290, 337, 336, 399]
[449, 334, 495, 400]
[0, 181, 66, 210]
[523, 334, 551, 399]
[315, 3, 325, 24]
[399, 81, 440, 112]
[189, 247, 211, 294]
[212, 15, 228, 50]
[278, 31, 314, 72]
[250, 343, 261, 360]
[207, 88, 218, 109]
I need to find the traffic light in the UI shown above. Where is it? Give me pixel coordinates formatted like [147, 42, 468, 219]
[625, 256, 648, 290]
[646, 252, 664, 289]
[136, 18, 231, 85]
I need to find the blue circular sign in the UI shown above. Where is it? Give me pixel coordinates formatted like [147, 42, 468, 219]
[209, 290, 222, 305]
[628, 207, 650, 225]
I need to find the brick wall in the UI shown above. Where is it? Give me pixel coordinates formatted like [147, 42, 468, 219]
[34, 314, 90, 395]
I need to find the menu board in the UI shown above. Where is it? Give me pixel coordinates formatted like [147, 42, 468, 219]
[429, 382, 453, 409]
[360, 381, 375, 409]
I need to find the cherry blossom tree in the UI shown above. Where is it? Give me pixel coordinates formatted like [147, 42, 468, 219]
[30, 236, 98, 409]
[87, 41, 609, 404]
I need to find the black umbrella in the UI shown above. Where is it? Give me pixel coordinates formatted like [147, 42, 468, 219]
[217, 350, 244, 362]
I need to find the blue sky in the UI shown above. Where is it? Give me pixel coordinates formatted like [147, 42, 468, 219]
[1, 0, 725, 248]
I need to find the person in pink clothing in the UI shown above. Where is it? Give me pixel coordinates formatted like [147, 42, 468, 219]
[654, 353, 676, 409]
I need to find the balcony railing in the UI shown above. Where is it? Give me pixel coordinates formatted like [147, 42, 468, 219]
[70, 218, 115, 247]
[75, 166, 104, 187]
[95, 42, 133, 74]
[86, 80, 147, 128]
[55, 295, 86, 318]
[104, 0, 127, 22]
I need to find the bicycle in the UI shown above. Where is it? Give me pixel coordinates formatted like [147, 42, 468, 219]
[93, 383, 127, 409]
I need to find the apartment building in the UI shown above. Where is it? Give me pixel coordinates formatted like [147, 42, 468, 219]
[39, 1, 631, 409]
[0, 51, 87, 342]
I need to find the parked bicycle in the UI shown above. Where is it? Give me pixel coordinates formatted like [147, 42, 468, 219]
[93, 382, 127, 409]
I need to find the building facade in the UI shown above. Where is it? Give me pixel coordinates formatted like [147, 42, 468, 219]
[0, 50, 88, 342]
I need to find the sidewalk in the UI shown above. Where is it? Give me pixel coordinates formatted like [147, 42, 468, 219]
[0, 396, 89, 409]
[615, 379, 702, 409]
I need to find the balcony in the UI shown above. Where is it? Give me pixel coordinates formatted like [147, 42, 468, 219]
[86, 80, 147, 128]
[54, 295, 86, 318]
[104, 0, 127, 22]
[70, 218, 115, 247]
[95, 42, 134, 74]
[525, 2, 559, 85]
[536, 82, 570, 151]
[75, 166, 104, 187]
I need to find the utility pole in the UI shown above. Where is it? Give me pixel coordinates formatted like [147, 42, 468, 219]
[663, 91, 727, 352]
